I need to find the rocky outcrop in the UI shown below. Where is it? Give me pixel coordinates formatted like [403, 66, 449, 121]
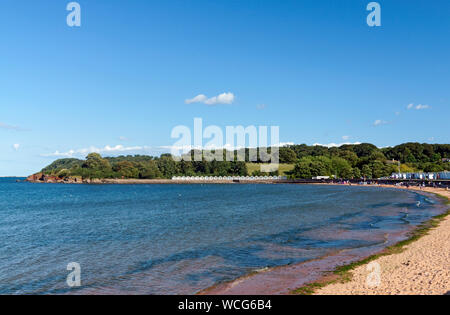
[26, 173, 83, 184]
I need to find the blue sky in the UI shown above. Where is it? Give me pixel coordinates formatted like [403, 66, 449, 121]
[1, 0, 449, 176]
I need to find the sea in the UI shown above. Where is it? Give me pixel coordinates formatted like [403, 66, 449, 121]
[0, 177, 445, 294]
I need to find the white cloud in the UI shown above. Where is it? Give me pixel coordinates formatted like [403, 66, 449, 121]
[204, 93, 235, 105]
[165, 142, 357, 150]
[185, 94, 208, 104]
[313, 142, 362, 148]
[185, 92, 235, 105]
[342, 136, 350, 141]
[45, 140, 296, 159]
[159, 142, 295, 154]
[119, 136, 129, 141]
[273, 142, 295, 147]
[415, 104, 430, 110]
[42, 145, 153, 158]
[407, 103, 430, 110]
[374, 120, 388, 126]
[13, 144, 20, 151]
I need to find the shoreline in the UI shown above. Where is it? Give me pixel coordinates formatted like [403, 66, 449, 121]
[25, 177, 281, 185]
[199, 185, 450, 295]
[311, 185, 450, 295]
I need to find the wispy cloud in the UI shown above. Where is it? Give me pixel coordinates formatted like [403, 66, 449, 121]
[313, 142, 362, 148]
[373, 119, 388, 126]
[342, 135, 350, 141]
[42, 145, 153, 158]
[159, 142, 295, 154]
[12, 144, 20, 151]
[274, 142, 295, 147]
[0, 122, 24, 131]
[185, 94, 207, 104]
[185, 92, 235, 105]
[415, 104, 430, 110]
[256, 104, 267, 110]
[407, 103, 430, 110]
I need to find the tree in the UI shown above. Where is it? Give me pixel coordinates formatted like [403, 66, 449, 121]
[368, 151, 387, 162]
[279, 147, 298, 164]
[138, 161, 162, 179]
[331, 157, 353, 178]
[309, 160, 330, 177]
[210, 160, 231, 176]
[400, 164, 416, 173]
[36, 142, 450, 181]
[423, 163, 444, 173]
[81, 153, 113, 178]
[84, 153, 111, 170]
[292, 161, 312, 179]
[405, 152, 417, 163]
[157, 155, 179, 178]
[113, 161, 139, 178]
[291, 156, 333, 179]
[362, 165, 373, 179]
[229, 162, 248, 176]
[371, 161, 385, 179]
[41, 158, 83, 173]
[353, 167, 361, 179]
[336, 150, 359, 167]
[371, 160, 396, 179]
[431, 153, 442, 162]
[351, 143, 378, 158]
[178, 160, 195, 176]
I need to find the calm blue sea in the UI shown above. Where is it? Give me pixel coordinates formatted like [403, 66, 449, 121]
[0, 178, 445, 294]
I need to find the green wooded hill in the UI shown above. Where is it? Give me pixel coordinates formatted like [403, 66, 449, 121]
[39, 142, 450, 180]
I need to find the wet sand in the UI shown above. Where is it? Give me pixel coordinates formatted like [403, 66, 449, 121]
[200, 185, 450, 295]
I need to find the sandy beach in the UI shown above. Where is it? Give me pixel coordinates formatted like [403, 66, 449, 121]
[314, 186, 450, 295]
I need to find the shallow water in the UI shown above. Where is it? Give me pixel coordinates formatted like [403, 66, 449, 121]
[0, 178, 445, 294]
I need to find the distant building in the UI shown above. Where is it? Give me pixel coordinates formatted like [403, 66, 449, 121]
[391, 171, 450, 180]
[386, 159, 399, 165]
[172, 176, 287, 181]
[312, 176, 330, 180]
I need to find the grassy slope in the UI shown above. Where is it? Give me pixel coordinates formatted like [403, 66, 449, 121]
[246, 163, 295, 176]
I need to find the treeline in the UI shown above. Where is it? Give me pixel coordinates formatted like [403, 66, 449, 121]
[40, 142, 449, 180]
[285, 143, 449, 179]
[42, 153, 248, 179]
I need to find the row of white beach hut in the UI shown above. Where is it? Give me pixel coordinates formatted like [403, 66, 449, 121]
[391, 171, 450, 180]
[172, 176, 287, 181]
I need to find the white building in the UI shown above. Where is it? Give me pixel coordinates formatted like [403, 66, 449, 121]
[312, 176, 330, 180]
[391, 171, 450, 180]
